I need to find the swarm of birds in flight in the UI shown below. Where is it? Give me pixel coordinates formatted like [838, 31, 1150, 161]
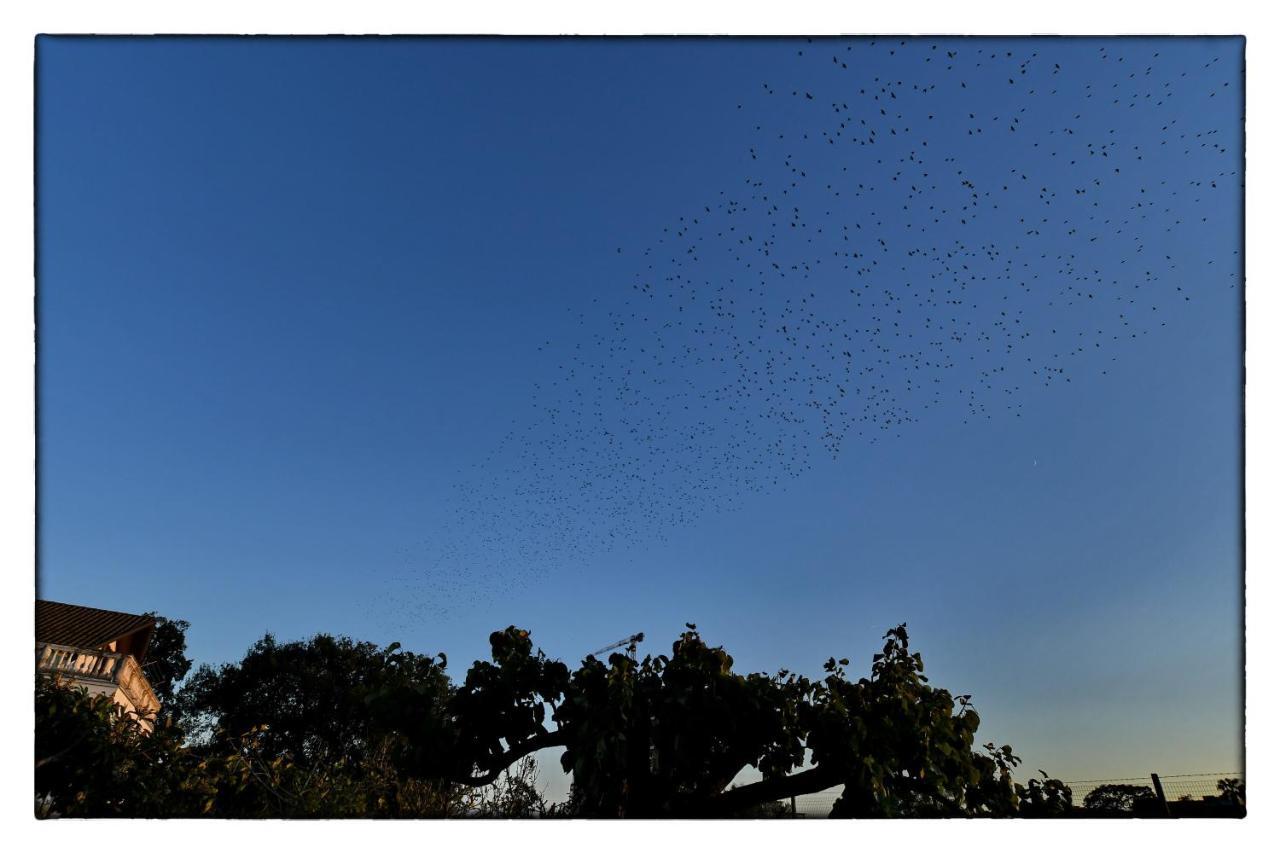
[377, 38, 1241, 622]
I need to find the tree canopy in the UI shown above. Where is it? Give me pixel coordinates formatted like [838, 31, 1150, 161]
[37, 620, 1073, 818]
[435, 623, 1071, 817]
[176, 633, 451, 767]
[141, 612, 192, 712]
[35, 675, 212, 818]
[1081, 783, 1158, 815]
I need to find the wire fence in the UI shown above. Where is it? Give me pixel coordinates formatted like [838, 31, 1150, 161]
[1061, 773, 1164, 805]
[790, 788, 842, 817]
[774, 772, 1244, 817]
[1153, 773, 1243, 806]
[1065, 772, 1243, 809]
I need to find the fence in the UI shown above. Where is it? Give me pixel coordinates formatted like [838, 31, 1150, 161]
[1066, 772, 1244, 816]
[773, 772, 1244, 817]
[790, 788, 842, 817]
[1150, 772, 1243, 806]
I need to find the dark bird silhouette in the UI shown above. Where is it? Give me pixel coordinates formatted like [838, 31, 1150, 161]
[380, 37, 1242, 621]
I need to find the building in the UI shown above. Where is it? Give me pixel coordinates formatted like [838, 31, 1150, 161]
[36, 600, 162, 732]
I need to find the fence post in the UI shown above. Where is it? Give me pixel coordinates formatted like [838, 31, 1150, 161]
[1150, 773, 1171, 817]
[791, 795, 797, 817]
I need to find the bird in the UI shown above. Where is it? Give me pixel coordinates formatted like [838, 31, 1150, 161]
[381, 37, 1241, 622]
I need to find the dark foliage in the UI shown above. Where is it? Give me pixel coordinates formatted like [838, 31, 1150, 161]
[1216, 777, 1244, 808]
[176, 633, 450, 767]
[1082, 783, 1158, 814]
[141, 612, 192, 712]
[536, 623, 1071, 817]
[38, 622, 1067, 819]
[35, 676, 211, 817]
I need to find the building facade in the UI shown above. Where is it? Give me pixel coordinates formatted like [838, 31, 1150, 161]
[36, 600, 162, 732]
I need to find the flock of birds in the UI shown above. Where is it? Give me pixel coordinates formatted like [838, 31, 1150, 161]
[375, 39, 1241, 624]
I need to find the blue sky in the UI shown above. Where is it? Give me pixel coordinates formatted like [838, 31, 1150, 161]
[36, 36, 1242, 789]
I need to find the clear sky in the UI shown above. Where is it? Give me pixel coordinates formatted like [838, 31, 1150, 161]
[36, 36, 1242, 791]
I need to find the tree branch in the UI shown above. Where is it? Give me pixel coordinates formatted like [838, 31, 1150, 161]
[452, 729, 568, 787]
[708, 765, 841, 814]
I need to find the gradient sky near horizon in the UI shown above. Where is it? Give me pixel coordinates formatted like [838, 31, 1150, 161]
[36, 36, 1242, 792]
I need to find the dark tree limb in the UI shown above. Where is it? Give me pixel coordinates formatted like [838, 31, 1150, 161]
[707, 765, 841, 814]
[453, 729, 568, 787]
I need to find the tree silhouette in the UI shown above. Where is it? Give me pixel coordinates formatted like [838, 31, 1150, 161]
[177, 633, 451, 767]
[417, 623, 1069, 817]
[35, 676, 212, 817]
[39, 622, 1069, 818]
[141, 612, 191, 714]
[1082, 783, 1157, 814]
[1216, 777, 1244, 807]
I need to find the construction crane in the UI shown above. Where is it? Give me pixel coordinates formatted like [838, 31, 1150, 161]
[589, 632, 645, 660]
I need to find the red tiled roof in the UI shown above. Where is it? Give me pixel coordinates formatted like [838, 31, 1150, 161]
[35, 600, 156, 661]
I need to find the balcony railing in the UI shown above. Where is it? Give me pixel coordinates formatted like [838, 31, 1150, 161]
[36, 642, 161, 720]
